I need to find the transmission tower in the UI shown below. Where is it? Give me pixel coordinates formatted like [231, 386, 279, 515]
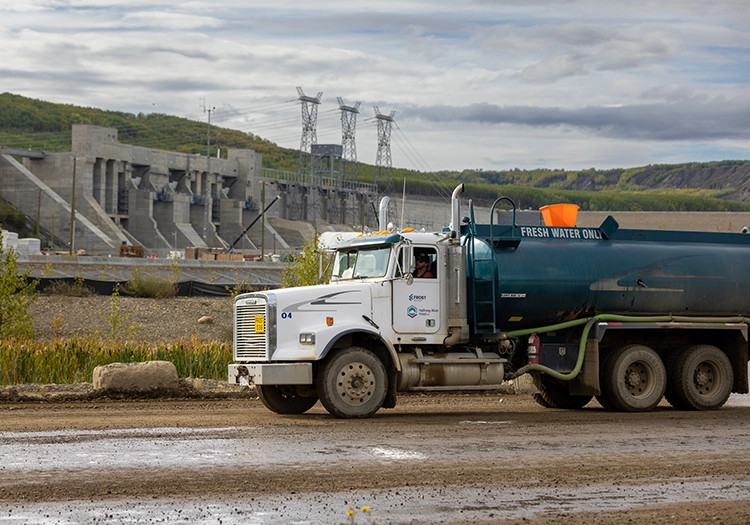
[338, 97, 361, 181]
[297, 87, 322, 175]
[374, 106, 396, 196]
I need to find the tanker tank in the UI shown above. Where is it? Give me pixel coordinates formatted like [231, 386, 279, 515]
[465, 218, 750, 332]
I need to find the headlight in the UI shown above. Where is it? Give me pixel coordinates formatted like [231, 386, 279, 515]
[299, 333, 316, 345]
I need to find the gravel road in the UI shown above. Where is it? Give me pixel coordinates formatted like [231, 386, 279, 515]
[9, 296, 750, 523]
[2, 393, 750, 524]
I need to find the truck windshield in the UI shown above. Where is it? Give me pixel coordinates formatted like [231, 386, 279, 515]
[331, 246, 391, 280]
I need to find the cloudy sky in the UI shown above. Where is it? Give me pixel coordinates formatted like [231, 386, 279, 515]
[2, 0, 750, 172]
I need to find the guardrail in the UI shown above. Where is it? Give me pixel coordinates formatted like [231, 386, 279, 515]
[261, 168, 378, 193]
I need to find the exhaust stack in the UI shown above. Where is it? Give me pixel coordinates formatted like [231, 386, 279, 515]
[378, 196, 391, 231]
[451, 184, 465, 237]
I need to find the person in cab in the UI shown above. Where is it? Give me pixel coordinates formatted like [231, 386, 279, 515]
[412, 252, 435, 279]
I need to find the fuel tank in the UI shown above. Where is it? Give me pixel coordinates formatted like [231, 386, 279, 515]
[465, 219, 750, 331]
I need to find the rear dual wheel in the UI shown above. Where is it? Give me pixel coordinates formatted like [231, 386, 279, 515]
[600, 344, 666, 412]
[667, 345, 733, 411]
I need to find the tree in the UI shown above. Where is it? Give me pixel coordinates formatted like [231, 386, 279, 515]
[0, 229, 38, 339]
[280, 231, 333, 288]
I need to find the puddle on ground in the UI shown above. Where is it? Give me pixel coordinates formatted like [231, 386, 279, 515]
[0, 427, 434, 471]
[728, 393, 750, 407]
[3, 480, 749, 524]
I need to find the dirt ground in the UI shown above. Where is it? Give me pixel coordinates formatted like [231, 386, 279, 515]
[7, 296, 750, 523]
[2, 392, 750, 524]
[29, 295, 233, 342]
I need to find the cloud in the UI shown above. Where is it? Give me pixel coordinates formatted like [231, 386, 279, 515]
[402, 97, 750, 141]
[2, 0, 750, 171]
[474, 22, 677, 82]
[120, 11, 224, 30]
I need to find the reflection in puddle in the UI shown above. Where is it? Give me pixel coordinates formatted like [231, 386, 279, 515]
[5, 480, 750, 524]
[369, 446, 427, 460]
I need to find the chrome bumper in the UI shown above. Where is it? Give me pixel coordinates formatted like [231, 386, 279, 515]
[228, 363, 313, 385]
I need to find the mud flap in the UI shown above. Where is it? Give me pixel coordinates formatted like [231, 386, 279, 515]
[383, 367, 398, 409]
[570, 339, 600, 396]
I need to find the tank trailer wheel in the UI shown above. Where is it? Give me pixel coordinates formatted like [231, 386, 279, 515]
[257, 385, 319, 415]
[532, 375, 592, 409]
[601, 344, 666, 412]
[531, 392, 555, 408]
[317, 347, 388, 419]
[670, 345, 733, 411]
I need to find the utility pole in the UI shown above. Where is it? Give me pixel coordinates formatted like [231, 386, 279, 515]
[201, 101, 215, 243]
[69, 156, 77, 255]
[261, 181, 265, 260]
[35, 188, 41, 238]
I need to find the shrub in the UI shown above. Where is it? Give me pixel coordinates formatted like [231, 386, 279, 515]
[43, 276, 96, 297]
[0, 229, 38, 339]
[122, 268, 177, 298]
[281, 231, 333, 288]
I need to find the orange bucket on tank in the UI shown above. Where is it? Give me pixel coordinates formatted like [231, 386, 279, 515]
[539, 204, 579, 227]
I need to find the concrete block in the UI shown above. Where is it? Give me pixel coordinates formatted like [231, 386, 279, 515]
[1, 231, 19, 251]
[17, 238, 41, 255]
[92, 361, 179, 393]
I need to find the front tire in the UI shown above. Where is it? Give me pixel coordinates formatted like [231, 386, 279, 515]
[317, 347, 387, 419]
[257, 385, 319, 414]
[600, 344, 666, 412]
[670, 345, 733, 410]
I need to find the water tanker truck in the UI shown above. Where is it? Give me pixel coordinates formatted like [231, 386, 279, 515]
[229, 184, 750, 418]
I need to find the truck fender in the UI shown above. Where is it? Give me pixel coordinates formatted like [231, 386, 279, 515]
[320, 329, 402, 372]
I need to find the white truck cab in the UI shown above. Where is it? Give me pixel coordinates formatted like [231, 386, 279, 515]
[229, 222, 487, 418]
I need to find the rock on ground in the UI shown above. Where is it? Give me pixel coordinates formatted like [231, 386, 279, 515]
[93, 361, 179, 393]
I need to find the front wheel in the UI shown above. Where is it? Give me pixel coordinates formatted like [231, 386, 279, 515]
[600, 344, 666, 412]
[670, 345, 733, 410]
[317, 347, 387, 419]
[257, 385, 319, 414]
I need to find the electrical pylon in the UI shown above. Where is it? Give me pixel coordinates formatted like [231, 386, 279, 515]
[297, 87, 322, 175]
[338, 97, 360, 181]
[374, 106, 396, 196]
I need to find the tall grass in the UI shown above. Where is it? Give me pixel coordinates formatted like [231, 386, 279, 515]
[0, 335, 231, 385]
[122, 268, 177, 298]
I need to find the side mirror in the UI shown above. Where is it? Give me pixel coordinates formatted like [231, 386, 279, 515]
[404, 273, 414, 286]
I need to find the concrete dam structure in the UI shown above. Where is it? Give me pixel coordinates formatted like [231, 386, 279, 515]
[0, 125, 379, 256]
[4, 125, 750, 259]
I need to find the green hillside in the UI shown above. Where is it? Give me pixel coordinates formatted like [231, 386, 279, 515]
[2, 92, 750, 212]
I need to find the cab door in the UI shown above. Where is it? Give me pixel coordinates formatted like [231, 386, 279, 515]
[392, 246, 441, 334]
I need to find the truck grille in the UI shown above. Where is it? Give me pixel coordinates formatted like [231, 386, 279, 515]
[235, 299, 268, 360]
